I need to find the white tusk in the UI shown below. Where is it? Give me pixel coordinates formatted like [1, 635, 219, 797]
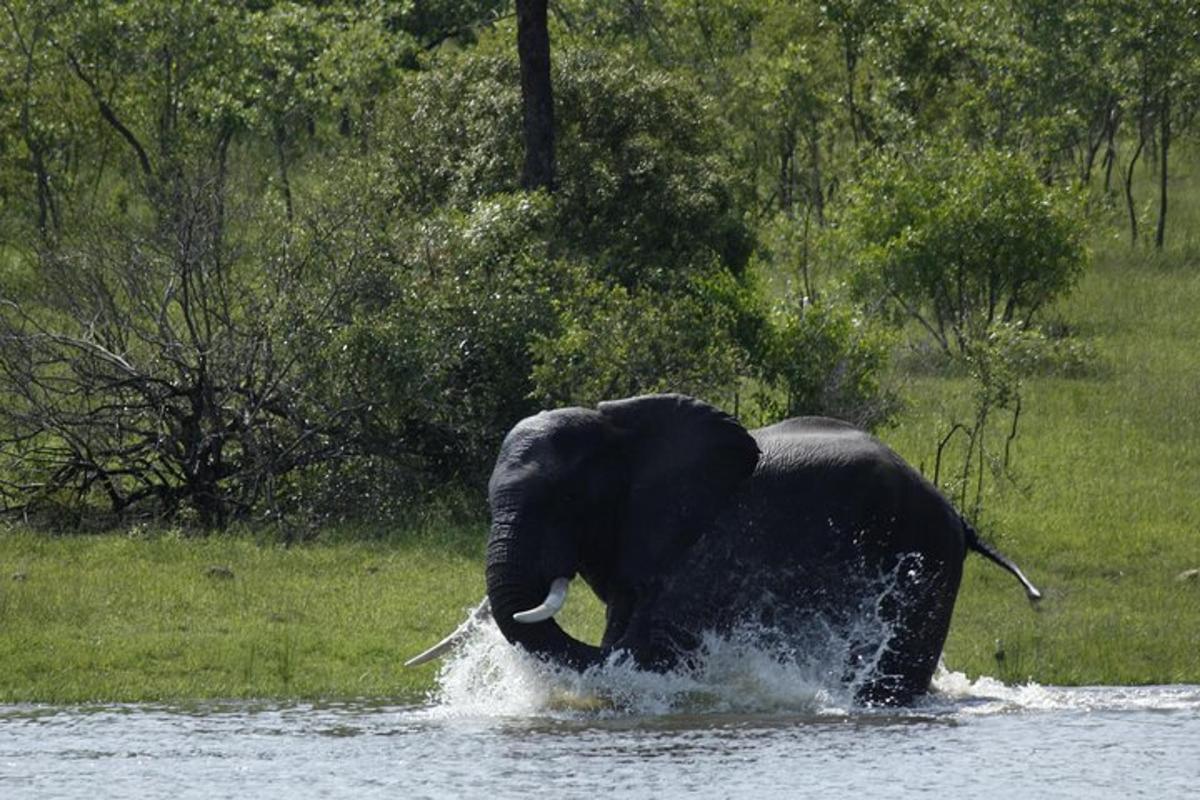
[513, 577, 570, 623]
[404, 597, 492, 667]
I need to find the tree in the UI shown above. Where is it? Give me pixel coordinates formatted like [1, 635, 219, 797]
[0, 179, 358, 527]
[0, 1, 402, 526]
[516, 0, 554, 190]
[841, 145, 1089, 355]
[1099, 0, 1200, 246]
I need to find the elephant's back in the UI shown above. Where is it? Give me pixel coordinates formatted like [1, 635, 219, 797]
[750, 416, 902, 475]
[735, 416, 963, 565]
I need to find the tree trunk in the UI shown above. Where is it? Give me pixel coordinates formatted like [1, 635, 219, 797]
[779, 125, 796, 215]
[1155, 88, 1170, 250]
[516, 0, 555, 191]
[1102, 106, 1120, 194]
[1124, 128, 1146, 244]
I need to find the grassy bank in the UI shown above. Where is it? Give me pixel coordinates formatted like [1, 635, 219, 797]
[887, 249, 1200, 687]
[0, 525, 488, 703]
[3, 248, 1199, 703]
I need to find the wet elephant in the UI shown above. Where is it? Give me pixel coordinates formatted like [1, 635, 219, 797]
[412, 394, 1040, 705]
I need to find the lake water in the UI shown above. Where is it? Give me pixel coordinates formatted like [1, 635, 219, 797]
[3, 626, 1198, 799]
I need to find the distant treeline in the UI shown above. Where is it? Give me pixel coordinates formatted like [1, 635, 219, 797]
[0, 1, 1193, 528]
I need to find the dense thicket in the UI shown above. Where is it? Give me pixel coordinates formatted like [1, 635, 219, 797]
[0, 0, 1194, 528]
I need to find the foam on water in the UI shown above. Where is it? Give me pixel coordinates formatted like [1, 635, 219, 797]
[928, 666, 1200, 714]
[426, 613, 1200, 720]
[429, 604, 902, 719]
[430, 558, 921, 719]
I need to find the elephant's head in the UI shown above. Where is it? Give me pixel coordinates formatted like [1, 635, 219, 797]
[483, 394, 760, 669]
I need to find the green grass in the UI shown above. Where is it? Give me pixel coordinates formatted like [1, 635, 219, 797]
[882, 248, 1200, 686]
[0, 525, 491, 703]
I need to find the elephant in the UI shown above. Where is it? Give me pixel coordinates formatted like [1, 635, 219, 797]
[408, 393, 1041, 705]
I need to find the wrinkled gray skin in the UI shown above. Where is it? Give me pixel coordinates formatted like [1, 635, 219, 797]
[485, 394, 1034, 705]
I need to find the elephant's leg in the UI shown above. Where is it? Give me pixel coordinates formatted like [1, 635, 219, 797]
[609, 615, 702, 672]
[608, 571, 727, 671]
[853, 561, 960, 706]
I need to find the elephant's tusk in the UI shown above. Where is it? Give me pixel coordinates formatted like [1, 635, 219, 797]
[513, 577, 570, 623]
[404, 597, 492, 667]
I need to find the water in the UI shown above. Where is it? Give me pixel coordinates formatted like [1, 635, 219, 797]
[3, 626, 1199, 799]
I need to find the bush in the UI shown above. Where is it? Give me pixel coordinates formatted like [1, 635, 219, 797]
[529, 277, 746, 408]
[317, 40, 762, 482]
[327, 193, 563, 480]
[838, 144, 1089, 353]
[756, 299, 899, 429]
[0, 179, 353, 528]
[326, 190, 757, 480]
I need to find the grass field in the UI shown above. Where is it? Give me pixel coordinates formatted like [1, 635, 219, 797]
[3, 186, 1200, 703]
[886, 249, 1200, 687]
[0, 524, 486, 703]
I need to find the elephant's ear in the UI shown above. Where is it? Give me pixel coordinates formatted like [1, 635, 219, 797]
[597, 394, 760, 585]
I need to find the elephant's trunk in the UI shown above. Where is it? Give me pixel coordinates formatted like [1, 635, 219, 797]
[485, 520, 602, 671]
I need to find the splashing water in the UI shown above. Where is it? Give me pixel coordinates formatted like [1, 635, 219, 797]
[426, 548, 1197, 721]
[430, 616, 1200, 722]
[927, 667, 1200, 715]
[429, 605, 904, 719]
[431, 556, 942, 719]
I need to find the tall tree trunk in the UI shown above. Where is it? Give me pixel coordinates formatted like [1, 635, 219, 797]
[1124, 128, 1146, 244]
[1102, 106, 1120, 194]
[1155, 88, 1170, 250]
[779, 125, 796, 215]
[516, 0, 555, 191]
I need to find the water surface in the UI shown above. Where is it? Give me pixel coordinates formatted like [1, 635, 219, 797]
[4, 626, 1198, 798]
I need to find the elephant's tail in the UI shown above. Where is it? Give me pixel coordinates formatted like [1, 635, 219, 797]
[962, 518, 1043, 603]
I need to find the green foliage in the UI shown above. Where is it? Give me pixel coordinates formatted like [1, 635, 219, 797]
[382, 40, 754, 285]
[833, 143, 1092, 517]
[7, 0, 1184, 530]
[839, 145, 1090, 353]
[551, 49, 754, 286]
[395, 0, 508, 46]
[329, 193, 563, 478]
[530, 278, 745, 408]
[757, 299, 899, 428]
[315, 40, 771, 484]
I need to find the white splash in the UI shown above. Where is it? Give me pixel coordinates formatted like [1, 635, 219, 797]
[426, 623, 1200, 721]
[928, 665, 1200, 714]
[428, 608, 899, 719]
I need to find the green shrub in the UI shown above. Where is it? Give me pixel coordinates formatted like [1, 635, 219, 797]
[315, 40, 762, 484]
[529, 277, 746, 408]
[839, 144, 1089, 353]
[756, 299, 899, 429]
[327, 193, 562, 480]
[380, 39, 752, 286]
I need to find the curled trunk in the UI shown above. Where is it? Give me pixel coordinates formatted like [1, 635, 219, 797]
[484, 524, 601, 670]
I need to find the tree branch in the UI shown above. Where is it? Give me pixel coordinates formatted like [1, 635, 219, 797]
[65, 50, 155, 180]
